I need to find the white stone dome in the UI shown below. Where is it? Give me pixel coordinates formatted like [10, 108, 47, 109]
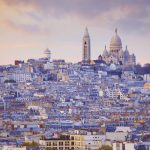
[44, 48, 50, 54]
[110, 28, 122, 50]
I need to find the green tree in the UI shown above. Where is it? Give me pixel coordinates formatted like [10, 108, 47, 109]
[22, 141, 39, 147]
[99, 145, 112, 150]
[4, 79, 16, 83]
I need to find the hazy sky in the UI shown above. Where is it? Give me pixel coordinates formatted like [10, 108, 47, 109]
[0, 0, 150, 65]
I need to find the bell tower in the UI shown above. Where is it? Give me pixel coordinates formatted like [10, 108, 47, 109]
[82, 27, 91, 63]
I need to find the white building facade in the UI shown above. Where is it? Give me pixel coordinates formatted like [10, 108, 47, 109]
[102, 29, 136, 66]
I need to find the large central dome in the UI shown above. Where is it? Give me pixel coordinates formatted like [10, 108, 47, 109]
[110, 28, 122, 51]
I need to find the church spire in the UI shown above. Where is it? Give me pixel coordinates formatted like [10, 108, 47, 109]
[82, 27, 91, 63]
[84, 27, 89, 37]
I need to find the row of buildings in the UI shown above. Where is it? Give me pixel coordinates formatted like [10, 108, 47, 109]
[0, 28, 149, 150]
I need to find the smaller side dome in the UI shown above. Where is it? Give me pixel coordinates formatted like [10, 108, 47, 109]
[124, 45, 129, 56]
[103, 45, 109, 56]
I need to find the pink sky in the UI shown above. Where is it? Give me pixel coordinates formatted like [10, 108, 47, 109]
[0, 0, 150, 65]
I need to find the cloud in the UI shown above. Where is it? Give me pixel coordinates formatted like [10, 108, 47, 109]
[1, 19, 52, 36]
[0, 0, 150, 64]
[1, 0, 150, 34]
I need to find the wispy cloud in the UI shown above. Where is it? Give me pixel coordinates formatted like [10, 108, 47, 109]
[0, 0, 150, 64]
[2, 0, 150, 33]
[1, 19, 52, 36]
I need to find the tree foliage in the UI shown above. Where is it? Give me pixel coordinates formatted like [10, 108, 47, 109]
[99, 145, 112, 150]
[4, 79, 16, 83]
[134, 63, 150, 75]
[22, 141, 39, 147]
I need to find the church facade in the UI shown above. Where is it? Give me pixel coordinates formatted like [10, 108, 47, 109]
[82, 28, 136, 67]
[101, 29, 136, 66]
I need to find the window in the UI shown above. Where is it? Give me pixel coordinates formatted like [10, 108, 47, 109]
[47, 142, 51, 146]
[53, 141, 57, 146]
[59, 142, 63, 146]
[65, 141, 69, 146]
